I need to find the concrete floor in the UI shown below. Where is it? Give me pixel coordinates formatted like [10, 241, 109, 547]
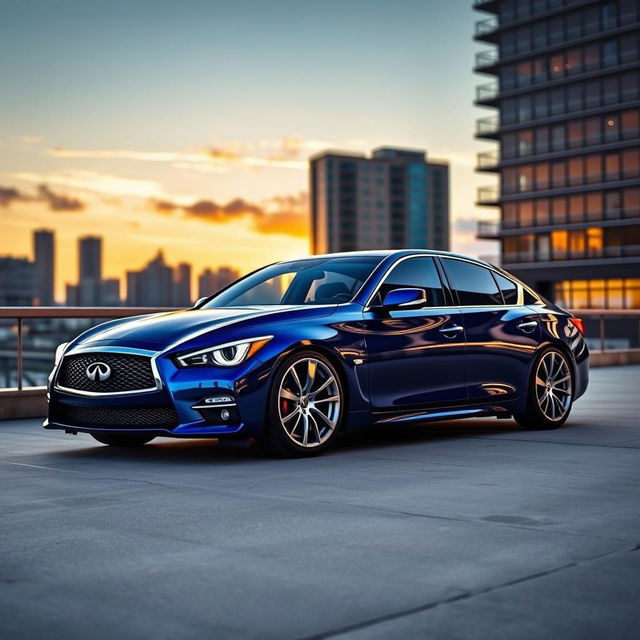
[1, 366, 639, 639]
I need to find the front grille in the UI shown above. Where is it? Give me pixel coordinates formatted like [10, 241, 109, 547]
[52, 404, 178, 428]
[57, 353, 156, 393]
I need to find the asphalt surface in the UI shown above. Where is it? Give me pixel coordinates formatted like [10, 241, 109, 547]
[1, 365, 640, 639]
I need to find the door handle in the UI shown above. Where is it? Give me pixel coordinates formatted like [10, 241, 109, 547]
[517, 320, 538, 333]
[439, 324, 464, 338]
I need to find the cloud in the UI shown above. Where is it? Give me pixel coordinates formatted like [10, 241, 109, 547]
[148, 192, 308, 238]
[37, 184, 84, 211]
[0, 182, 85, 211]
[0, 185, 23, 207]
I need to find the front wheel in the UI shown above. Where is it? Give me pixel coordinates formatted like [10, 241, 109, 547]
[260, 350, 345, 457]
[91, 433, 155, 446]
[514, 347, 573, 430]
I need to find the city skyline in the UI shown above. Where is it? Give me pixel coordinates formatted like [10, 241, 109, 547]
[0, 0, 495, 301]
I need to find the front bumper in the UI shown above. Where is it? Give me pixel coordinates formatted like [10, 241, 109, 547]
[46, 352, 273, 438]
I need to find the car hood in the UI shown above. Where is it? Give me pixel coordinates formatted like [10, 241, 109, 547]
[71, 305, 338, 351]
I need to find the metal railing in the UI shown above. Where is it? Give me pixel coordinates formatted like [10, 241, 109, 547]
[477, 220, 501, 238]
[1, 305, 639, 395]
[476, 185, 500, 204]
[475, 17, 498, 38]
[476, 114, 499, 136]
[476, 81, 499, 102]
[477, 149, 500, 169]
[0, 307, 178, 391]
[475, 49, 498, 69]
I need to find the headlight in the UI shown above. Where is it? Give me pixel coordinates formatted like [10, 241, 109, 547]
[54, 342, 69, 366]
[176, 336, 273, 368]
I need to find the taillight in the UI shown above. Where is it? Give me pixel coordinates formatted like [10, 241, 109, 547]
[569, 317, 585, 336]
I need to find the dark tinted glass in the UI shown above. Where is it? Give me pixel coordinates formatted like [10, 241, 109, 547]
[442, 259, 503, 306]
[493, 272, 518, 305]
[375, 257, 445, 307]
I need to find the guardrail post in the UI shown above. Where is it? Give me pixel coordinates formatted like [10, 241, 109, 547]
[17, 317, 23, 391]
[599, 314, 605, 353]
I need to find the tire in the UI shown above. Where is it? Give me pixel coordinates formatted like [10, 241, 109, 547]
[91, 433, 155, 446]
[259, 350, 345, 457]
[514, 347, 573, 430]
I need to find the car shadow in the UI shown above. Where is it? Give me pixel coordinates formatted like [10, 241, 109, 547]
[42, 417, 564, 464]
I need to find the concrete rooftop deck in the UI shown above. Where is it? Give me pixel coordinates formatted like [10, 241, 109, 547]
[1, 366, 640, 639]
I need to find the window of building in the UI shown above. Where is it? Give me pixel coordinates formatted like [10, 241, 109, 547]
[536, 163, 550, 189]
[551, 124, 565, 151]
[623, 188, 640, 217]
[586, 227, 603, 257]
[552, 197, 567, 223]
[604, 115, 619, 142]
[586, 193, 602, 221]
[536, 127, 549, 154]
[550, 88, 564, 115]
[585, 117, 601, 145]
[503, 202, 518, 228]
[535, 198, 550, 225]
[605, 152, 620, 180]
[534, 92, 548, 119]
[519, 166, 533, 192]
[567, 84, 582, 111]
[620, 33, 639, 65]
[602, 40, 618, 67]
[622, 149, 640, 178]
[552, 161, 566, 188]
[548, 16, 564, 44]
[518, 130, 533, 156]
[622, 110, 640, 139]
[550, 53, 564, 79]
[568, 121, 583, 149]
[552, 230, 568, 259]
[585, 155, 601, 183]
[569, 194, 584, 222]
[584, 79, 601, 109]
[566, 48, 582, 76]
[569, 157, 583, 186]
[605, 191, 622, 218]
[520, 200, 534, 226]
[441, 259, 503, 306]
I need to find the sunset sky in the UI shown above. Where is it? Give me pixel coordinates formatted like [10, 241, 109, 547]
[0, 0, 496, 301]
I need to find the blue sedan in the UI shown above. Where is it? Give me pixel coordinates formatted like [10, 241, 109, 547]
[46, 250, 589, 456]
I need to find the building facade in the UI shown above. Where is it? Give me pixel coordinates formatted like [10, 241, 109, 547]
[0, 257, 35, 306]
[78, 236, 102, 306]
[310, 147, 449, 254]
[475, 0, 640, 309]
[33, 229, 55, 306]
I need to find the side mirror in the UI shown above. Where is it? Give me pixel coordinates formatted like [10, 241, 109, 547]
[380, 288, 426, 311]
[193, 296, 208, 308]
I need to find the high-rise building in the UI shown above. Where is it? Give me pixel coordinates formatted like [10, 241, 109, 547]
[100, 278, 121, 306]
[474, 0, 640, 309]
[310, 147, 449, 253]
[78, 236, 102, 306]
[126, 251, 174, 306]
[197, 266, 240, 299]
[0, 257, 35, 306]
[173, 262, 192, 307]
[33, 229, 55, 306]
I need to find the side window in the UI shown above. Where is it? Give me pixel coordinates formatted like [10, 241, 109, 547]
[493, 272, 518, 305]
[374, 257, 446, 307]
[441, 259, 503, 306]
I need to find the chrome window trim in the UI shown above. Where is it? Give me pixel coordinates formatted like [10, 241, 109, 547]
[363, 253, 532, 312]
[53, 346, 162, 397]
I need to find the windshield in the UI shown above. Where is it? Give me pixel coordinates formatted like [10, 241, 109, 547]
[200, 256, 383, 308]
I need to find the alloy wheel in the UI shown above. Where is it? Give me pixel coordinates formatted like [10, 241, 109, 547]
[535, 351, 572, 422]
[277, 357, 341, 448]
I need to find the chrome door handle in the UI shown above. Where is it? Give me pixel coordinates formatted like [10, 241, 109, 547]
[440, 324, 464, 337]
[517, 320, 537, 332]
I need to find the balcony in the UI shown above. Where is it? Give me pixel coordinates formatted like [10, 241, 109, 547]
[476, 150, 500, 171]
[477, 220, 501, 239]
[476, 114, 500, 138]
[474, 17, 499, 42]
[475, 48, 498, 71]
[473, 0, 499, 10]
[475, 81, 499, 104]
[476, 185, 500, 206]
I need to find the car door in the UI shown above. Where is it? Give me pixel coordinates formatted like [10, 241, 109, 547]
[438, 257, 541, 402]
[363, 256, 467, 411]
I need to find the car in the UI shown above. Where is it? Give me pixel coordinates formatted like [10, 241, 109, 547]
[45, 250, 589, 457]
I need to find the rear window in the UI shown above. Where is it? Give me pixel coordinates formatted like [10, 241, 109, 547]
[441, 259, 503, 306]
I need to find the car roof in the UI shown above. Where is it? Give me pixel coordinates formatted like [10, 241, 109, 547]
[278, 249, 493, 267]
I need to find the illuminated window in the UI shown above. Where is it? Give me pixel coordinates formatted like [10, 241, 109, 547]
[551, 230, 568, 258]
[586, 227, 603, 256]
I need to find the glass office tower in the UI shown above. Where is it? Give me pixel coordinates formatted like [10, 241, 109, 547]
[475, 0, 640, 309]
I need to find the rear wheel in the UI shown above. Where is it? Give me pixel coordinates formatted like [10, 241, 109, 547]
[514, 348, 573, 430]
[91, 434, 155, 446]
[260, 351, 344, 457]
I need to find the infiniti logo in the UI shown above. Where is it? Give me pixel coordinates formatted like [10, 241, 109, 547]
[85, 362, 112, 382]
